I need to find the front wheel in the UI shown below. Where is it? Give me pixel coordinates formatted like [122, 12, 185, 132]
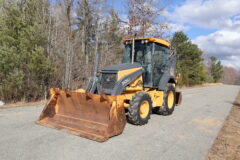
[127, 92, 152, 125]
[153, 84, 176, 115]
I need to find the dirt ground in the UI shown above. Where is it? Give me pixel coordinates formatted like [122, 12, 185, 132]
[205, 92, 240, 160]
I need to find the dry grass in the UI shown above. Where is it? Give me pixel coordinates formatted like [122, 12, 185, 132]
[0, 100, 46, 109]
[205, 92, 240, 160]
[178, 83, 223, 90]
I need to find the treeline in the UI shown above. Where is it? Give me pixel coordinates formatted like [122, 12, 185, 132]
[0, 0, 224, 102]
[221, 67, 240, 85]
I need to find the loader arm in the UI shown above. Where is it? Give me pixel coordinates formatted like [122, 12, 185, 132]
[111, 68, 143, 95]
[86, 53, 101, 93]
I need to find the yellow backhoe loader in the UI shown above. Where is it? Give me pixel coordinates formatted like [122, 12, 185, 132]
[37, 38, 182, 142]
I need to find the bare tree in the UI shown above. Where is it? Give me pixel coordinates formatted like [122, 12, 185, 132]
[123, 0, 169, 39]
[220, 67, 238, 85]
[43, 0, 123, 90]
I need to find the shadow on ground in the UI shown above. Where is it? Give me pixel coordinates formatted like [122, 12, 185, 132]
[226, 101, 240, 108]
[232, 103, 240, 107]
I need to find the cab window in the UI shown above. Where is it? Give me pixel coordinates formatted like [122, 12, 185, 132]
[153, 43, 169, 86]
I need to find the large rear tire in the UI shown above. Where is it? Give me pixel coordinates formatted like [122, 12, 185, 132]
[153, 84, 176, 115]
[127, 92, 152, 125]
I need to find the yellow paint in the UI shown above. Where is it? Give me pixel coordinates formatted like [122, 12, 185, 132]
[117, 89, 164, 108]
[125, 75, 143, 91]
[124, 87, 143, 91]
[110, 101, 118, 120]
[139, 100, 150, 118]
[117, 91, 135, 105]
[167, 91, 174, 109]
[50, 88, 55, 96]
[128, 75, 142, 87]
[75, 89, 86, 93]
[112, 101, 117, 108]
[117, 67, 142, 80]
[147, 90, 164, 107]
[175, 73, 180, 83]
[123, 37, 170, 48]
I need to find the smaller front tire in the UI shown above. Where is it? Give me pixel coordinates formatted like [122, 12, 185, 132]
[127, 92, 152, 125]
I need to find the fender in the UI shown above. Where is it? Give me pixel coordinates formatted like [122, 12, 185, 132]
[158, 72, 176, 90]
[111, 69, 143, 95]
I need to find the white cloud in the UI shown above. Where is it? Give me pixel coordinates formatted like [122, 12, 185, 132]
[221, 56, 240, 69]
[168, 23, 190, 32]
[193, 28, 240, 69]
[169, 0, 240, 69]
[169, 0, 240, 29]
[193, 28, 240, 56]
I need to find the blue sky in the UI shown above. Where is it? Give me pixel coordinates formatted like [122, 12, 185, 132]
[109, 0, 240, 69]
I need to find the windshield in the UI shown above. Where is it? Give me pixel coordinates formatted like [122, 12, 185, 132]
[122, 41, 153, 65]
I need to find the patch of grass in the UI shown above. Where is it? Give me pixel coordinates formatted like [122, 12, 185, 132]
[0, 100, 46, 109]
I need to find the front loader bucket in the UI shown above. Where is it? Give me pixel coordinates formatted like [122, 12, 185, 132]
[36, 89, 126, 142]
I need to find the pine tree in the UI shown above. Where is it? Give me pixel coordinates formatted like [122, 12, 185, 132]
[0, 0, 54, 102]
[209, 56, 223, 83]
[171, 31, 208, 86]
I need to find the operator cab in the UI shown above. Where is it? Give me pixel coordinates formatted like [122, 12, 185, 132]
[122, 38, 171, 88]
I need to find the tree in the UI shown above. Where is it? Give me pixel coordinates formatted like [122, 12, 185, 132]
[101, 9, 123, 65]
[0, 0, 54, 102]
[123, 0, 169, 39]
[209, 56, 223, 83]
[49, 0, 122, 89]
[171, 31, 208, 86]
[220, 66, 237, 84]
[237, 70, 240, 85]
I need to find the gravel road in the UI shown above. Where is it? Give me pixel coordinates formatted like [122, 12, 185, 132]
[0, 85, 239, 160]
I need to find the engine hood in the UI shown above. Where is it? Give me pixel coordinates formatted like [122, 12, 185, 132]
[102, 63, 142, 72]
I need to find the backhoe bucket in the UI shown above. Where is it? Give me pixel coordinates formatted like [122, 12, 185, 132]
[36, 89, 126, 142]
[176, 91, 182, 106]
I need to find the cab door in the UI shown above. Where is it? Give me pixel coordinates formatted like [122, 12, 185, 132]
[152, 43, 169, 87]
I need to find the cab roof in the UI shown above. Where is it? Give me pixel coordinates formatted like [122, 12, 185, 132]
[123, 37, 170, 48]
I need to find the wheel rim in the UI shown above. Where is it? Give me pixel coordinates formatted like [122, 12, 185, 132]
[139, 100, 150, 119]
[168, 91, 174, 109]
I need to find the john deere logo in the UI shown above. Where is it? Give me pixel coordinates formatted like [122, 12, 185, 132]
[122, 78, 130, 86]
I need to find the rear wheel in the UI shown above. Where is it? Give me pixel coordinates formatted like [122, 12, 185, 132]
[153, 84, 176, 115]
[127, 92, 152, 125]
